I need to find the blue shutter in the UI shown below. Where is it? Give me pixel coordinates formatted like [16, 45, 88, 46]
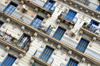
[64, 10, 76, 21]
[53, 27, 66, 40]
[30, 15, 44, 29]
[3, 1, 18, 15]
[76, 38, 89, 53]
[17, 33, 25, 44]
[96, 5, 100, 11]
[43, 0, 55, 10]
[0, 54, 16, 66]
[39, 46, 54, 62]
[45, 25, 51, 33]
[66, 59, 78, 66]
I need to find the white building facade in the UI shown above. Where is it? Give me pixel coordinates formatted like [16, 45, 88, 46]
[0, 0, 100, 66]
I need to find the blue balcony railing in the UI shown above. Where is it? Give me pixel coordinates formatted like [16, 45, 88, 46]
[76, 0, 99, 11]
[0, 30, 30, 52]
[34, 50, 54, 65]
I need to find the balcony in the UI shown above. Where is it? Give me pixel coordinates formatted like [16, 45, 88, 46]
[80, 24, 100, 41]
[0, 30, 30, 52]
[32, 50, 54, 66]
[76, 0, 98, 10]
[58, 12, 78, 26]
[24, 0, 55, 15]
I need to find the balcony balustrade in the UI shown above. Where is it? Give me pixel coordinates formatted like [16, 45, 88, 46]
[76, 0, 98, 10]
[82, 24, 100, 36]
[58, 12, 78, 26]
[0, 30, 30, 52]
[33, 50, 54, 65]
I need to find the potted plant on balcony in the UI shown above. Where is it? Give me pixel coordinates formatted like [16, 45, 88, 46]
[83, 22, 88, 28]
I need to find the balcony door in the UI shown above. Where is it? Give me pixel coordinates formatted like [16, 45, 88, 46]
[53, 27, 66, 40]
[43, 0, 55, 10]
[3, 1, 18, 15]
[39, 46, 54, 62]
[76, 38, 89, 53]
[30, 15, 44, 29]
[0, 54, 16, 66]
[64, 10, 76, 21]
[66, 59, 78, 66]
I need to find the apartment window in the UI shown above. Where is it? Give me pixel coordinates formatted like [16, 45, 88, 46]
[0, 54, 16, 66]
[0, 21, 4, 28]
[66, 59, 78, 66]
[53, 27, 66, 40]
[64, 10, 77, 21]
[30, 15, 44, 29]
[43, 0, 55, 10]
[3, 1, 18, 15]
[96, 5, 100, 11]
[89, 20, 99, 26]
[76, 38, 89, 53]
[39, 46, 54, 62]
[17, 33, 30, 49]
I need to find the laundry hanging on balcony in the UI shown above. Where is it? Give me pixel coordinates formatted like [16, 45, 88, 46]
[66, 59, 78, 66]
[0, 54, 16, 66]
[30, 15, 44, 29]
[3, 1, 18, 15]
[64, 10, 77, 21]
[39, 46, 54, 62]
[76, 38, 89, 53]
[43, 0, 55, 10]
[53, 27, 66, 40]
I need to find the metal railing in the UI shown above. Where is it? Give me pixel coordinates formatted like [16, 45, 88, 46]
[85, 49, 100, 62]
[34, 50, 54, 65]
[76, 0, 98, 11]
[60, 63, 66, 66]
[60, 12, 78, 24]
[30, 0, 45, 7]
[0, 30, 30, 52]
[30, 0, 55, 12]
[82, 24, 100, 35]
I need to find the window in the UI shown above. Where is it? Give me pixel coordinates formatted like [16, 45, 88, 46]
[30, 15, 44, 29]
[96, 5, 100, 11]
[76, 38, 89, 53]
[3, 1, 18, 15]
[66, 59, 78, 66]
[17, 33, 30, 49]
[39, 46, 54, 62]
[89, 20, 99, 26]
[53, 27, 66, 40]
[64, 10, 77, 21]
[0, 54, 16, 66]
[0, 21, 4, 28]
[43, 0, 55, 10]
